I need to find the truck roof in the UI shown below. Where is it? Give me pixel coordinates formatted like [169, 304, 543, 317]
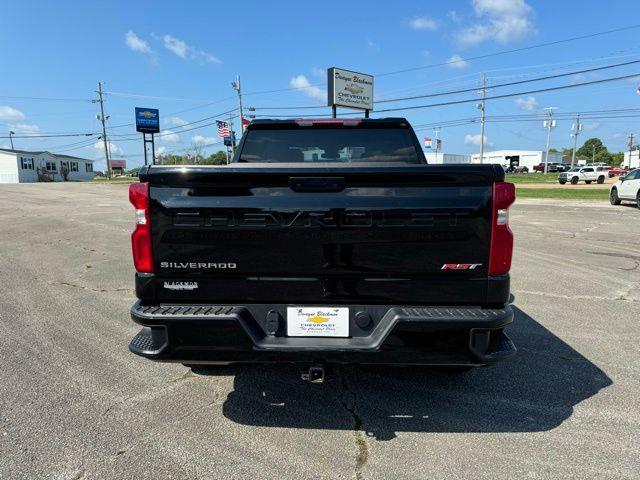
[247, 117, 412, 128]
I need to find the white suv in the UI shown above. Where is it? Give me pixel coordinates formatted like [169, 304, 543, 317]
[558, 166, 607, 185]
[610, 168, 640, 208]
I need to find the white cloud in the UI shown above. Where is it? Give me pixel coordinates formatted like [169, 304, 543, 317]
[192, 134, 217, 145]
[367, 40, 380, 53]
[290, 74, 325, 101]
[464, 133, 493, 147]
[447, 11, 461, 22]
[162, 34, 188, 58]
[514, 96, 538, 111]
[583, 122, 600, 131]
[160, 34, 222, 64]
[166, 116, 187, 127]
[94, 140, 122, 154]
[159, 129, 180, 144]
[456, 0, 535, 46]
[125, 30, 152, 54]
[446, 54, 469, 69]
[156, 146, 167, 155]
[409, 16, 438, 31]
[0, 106, 25, 121]
[9, 123, 40, 134]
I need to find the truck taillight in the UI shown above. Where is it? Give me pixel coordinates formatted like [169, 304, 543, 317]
[129, 182, 154, 273]
[488, 182, 516, 276]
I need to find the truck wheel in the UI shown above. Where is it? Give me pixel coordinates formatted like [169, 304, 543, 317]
[571, 177, 579, 184]
[585, 180, 592, 184]
[559, 180, 566, 185]
[597, 176, 605, 184]
[610, 188, 621, 205]
[637, 191, 640, 209]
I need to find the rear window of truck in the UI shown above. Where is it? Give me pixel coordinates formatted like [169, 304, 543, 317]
[238, 127, 422, 164]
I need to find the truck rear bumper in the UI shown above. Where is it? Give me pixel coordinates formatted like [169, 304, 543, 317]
[129, 301, 515, 366]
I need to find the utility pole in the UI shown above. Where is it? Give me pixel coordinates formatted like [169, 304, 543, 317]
[229, 112, 235, 157]
[231, 75, 245, 134]
[627, 132, 635, 168]
[543, 107, 557, 175]
[592, 145, 596, 164]
[434, 127, 440, 163]
[9, 130, 15, 150]
[94, 82, 111, 179]
[570, 114, 582, 167]
[477, 74, 487, 164]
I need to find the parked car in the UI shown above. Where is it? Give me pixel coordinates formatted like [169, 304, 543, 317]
[126, 117, 517, 379]
[610, 168, 640, 207]
[505, 165, 529, 174]
[556, 164, 572, 172]
[533, 162, 561, 173]
[609, 166, 630, 178]
[558, 166, 607, 185]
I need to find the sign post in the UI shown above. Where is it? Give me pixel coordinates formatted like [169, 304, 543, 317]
[327, 67, 374, 118]
[135, 108, 160, 165]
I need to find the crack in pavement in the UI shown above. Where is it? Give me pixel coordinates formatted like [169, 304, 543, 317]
[514, 289, 638, 302]
[51, 281, 133, 295]
[337, 367, 369, 480]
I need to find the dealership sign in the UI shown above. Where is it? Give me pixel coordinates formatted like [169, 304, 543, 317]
[327, 67, 374, 111]
[110, 159, 126, 169]
[135, 107, 160, 133]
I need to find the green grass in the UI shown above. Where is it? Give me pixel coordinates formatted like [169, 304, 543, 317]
[507, 173, 560, 184]
[516, 187, 609, 200]
[91, 176, 137, 183]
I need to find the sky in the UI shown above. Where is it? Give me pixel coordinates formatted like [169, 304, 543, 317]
[1, 0, 640, 170]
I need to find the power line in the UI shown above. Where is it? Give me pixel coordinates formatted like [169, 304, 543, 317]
[243, 24, 640, 97]
[375, 59, 640, 104]
[374, 72, 640, 113]
[0, 95, 91, 102]
[375, 24, 640, 77]
[251, 59, 640, 113]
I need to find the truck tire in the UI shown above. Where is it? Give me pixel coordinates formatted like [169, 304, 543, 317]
[610, 188, 621, 205]
[585, 180, 592, 184]
[571, 177, 579, 185]
[637, 191, 640, 209]
[597, 176, 605, 184]
[559, 180, 566, 185]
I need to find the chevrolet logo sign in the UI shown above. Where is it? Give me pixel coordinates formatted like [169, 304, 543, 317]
[139, 111, 157, 118]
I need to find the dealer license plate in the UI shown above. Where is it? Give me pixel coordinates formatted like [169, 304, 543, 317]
[286, 307, 349, 337]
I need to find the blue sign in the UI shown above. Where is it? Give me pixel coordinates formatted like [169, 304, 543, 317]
[135, 107, 160, 133]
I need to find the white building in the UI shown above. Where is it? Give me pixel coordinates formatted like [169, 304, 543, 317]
[0, 148, 95, 183]
[424, 152, 472, 164]
[623, 150, 640, 169]
[470, 150, 564, 171]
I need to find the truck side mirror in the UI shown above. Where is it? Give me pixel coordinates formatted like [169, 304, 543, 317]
[620, 175, 626, 182]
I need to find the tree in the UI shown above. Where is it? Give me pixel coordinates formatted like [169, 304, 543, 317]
[202, 151, 228, 165]
[594, 150, 612, 164]
[610, 152, 625, 167]
[577, 138, 607, 160]
[549, 147, 559, 153]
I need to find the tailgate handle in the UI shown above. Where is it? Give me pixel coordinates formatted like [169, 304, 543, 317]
[289, 176, 345, 192]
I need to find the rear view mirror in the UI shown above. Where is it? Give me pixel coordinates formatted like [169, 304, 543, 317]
[620, 175, 626, 182]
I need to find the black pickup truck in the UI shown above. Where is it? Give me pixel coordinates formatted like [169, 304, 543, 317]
[128, 118, 516, 378]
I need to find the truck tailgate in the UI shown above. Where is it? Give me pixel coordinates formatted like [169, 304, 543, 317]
[145, 164, 499, 305]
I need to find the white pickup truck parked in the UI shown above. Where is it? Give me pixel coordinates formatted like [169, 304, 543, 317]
[558, 166, 606, 185]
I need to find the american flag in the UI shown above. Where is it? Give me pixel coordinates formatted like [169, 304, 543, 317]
[216, 120, 230, 138]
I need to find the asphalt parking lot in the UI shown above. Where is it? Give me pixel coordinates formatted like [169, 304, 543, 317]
[1, 183, 639, 479]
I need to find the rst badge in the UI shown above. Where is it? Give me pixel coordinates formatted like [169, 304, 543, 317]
[441, 263, 482, 270]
